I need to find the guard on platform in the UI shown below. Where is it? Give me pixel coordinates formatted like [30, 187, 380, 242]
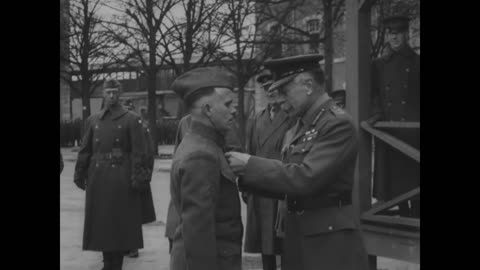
[369, 15, 420, 217]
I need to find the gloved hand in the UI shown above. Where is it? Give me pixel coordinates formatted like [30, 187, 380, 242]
[74, 178, 86, 190]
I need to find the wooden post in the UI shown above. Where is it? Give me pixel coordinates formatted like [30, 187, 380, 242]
[346, 0, 375, 269]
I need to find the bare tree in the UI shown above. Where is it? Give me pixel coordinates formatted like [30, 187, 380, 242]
[106, 0, 179, 154]
[161, 0, 225, 75]
[61, 0, 119, 122]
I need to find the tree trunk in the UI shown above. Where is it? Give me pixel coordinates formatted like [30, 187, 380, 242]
[147, 66, 158, 155]
[80, 79, 91, 139]
[323, 0, 334, 94]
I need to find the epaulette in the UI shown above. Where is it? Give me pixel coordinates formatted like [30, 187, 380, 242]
[311, 108, 326, 126]
[329, 105, 345, 116]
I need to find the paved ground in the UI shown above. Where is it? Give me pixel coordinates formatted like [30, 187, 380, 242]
[60, 146, 419, 270]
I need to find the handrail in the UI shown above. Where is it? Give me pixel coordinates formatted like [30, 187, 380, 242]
[360, 121, 420, 163]
[374, 121, 420, 129]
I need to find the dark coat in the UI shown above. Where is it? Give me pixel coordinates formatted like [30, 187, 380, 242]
[165, 114, 243, 240]
[140, 123, 156, 224]
[244, 107, 291, 255]
[371, 46, 420, 200]
[240, 94, 369, 270]
[169, 120, 243, 270]
[74, 105, 150, 251]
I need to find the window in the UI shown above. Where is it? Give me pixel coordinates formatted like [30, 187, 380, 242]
[131, 72, 137, 79]
[124, 71, 130, 80]
[307, 19, 320, 33]
[117, 72, 123, 80]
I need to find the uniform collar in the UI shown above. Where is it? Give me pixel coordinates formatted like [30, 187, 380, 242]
[384, 46, 416, 62]
[100, 104, 128, 120]
[190, 120, 225, 149]
[301, 92, 332, 126]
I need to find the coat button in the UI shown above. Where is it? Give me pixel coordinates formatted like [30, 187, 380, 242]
[406, 67, 410, 72]
[387, 102, 392, 107]
[115, 138, 119, 142]
[96, 163, 99, 167]
[118, 125, 122, 128]
[95, 125, 99, 129]
[112, 164, 116, 168]
[401, 118, 405, 121]
[95, 138, 99, 142]
[403, 84, 408, 89]
[328, 226, 333, 230]
[401, 100, 406, 105]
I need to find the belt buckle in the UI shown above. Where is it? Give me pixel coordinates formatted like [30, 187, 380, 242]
[296, 209, 304, 215]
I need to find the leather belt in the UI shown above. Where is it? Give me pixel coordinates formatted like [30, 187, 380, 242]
[287, 191, 352, 213]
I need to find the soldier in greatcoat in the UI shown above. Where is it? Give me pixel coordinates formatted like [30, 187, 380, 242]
[368, 15, 420, 217]
[122, 99, 157, 258]
[169, 67, 243, 270]
[227, 54, 369, 270]
[74, 79, 150, 270]
[243, 69, 293, 270]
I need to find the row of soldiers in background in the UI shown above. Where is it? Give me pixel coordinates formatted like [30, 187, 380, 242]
[60, 119, 82, 147]
[73, 79, 157, 270]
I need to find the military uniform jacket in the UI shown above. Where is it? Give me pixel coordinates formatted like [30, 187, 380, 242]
[244, 106, 291, 254]
[74, 105, 150, 251]
[165, 115, 244, 240]
[241, 94, 369, 270]
[371, 46, 420, 122]
[170, 120, 243, 270]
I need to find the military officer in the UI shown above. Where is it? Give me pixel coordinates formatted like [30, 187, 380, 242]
[74, 79, 150, 270]
[226, 54, 369, 270]
[122, 99, 157, 259]
[243, 68, 293, 270]
[369, 15, 420, 217]
[169, 67, 243, 270]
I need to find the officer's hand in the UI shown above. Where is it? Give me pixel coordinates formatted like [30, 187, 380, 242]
[225, 151, 251, 175]
[74, 179, 86, 190]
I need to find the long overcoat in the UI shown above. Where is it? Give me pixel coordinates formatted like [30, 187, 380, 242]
[170, 120, 243, 270]
[241, 95, 369, 270]
[244, 107, 291, 255]
[74, 105, 150, 251]
[140, 122, 156, 224]
[371, 46, 420, 200]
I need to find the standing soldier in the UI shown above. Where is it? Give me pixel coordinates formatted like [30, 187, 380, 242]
[123, 99, 157, 258]
[227, 54, 369, 270]
[74, 79, 150, 270]
[369, 15, 420, 217]
[169, 67, 243, 270]
[165, 111, 244, 254]
[243, 69, 292, 270]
